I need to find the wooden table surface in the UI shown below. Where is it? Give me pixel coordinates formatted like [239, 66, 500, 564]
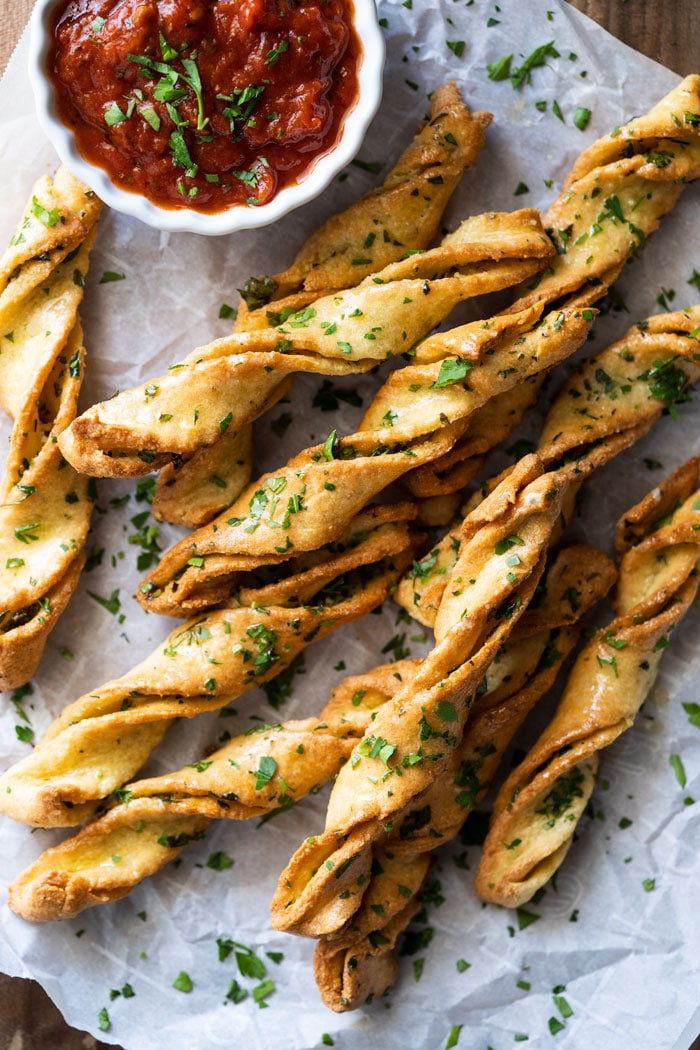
[1, 2, 698, 1048]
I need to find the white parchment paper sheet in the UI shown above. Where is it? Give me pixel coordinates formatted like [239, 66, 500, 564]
[1, 2, 698, 1048]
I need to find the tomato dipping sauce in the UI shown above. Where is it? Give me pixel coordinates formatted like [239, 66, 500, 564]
[49, 0, 360, 212]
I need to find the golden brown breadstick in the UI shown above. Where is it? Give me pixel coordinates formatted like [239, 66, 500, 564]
[0, 167, 101, 691]
[59, 208, 552, 479]
[312, 544, 616, 1010]
[397, 306, 700, 626]
[0, 504, 416, 828]
[156, 84, 491, 525]
[137, 294, 594, 618]
[404, 75, 700, 497]
[474, 458, 700, 907]
[270, 454, 576, 939]
[7, 661, 416, 921]
[237, 82, 492, 318]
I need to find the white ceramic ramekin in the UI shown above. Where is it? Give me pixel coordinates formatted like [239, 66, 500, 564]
[28, 0, 385, 236]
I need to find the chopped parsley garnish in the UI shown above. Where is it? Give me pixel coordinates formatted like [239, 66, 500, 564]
[172, 971, 193, 992]
[669, 753, 687, 787]
[31, 197, 59, 227]
[510, 41, 560, 89]
[253, 755, 278, 790]
[445, 1024, 463, 1048]
[573, 106, 591, 131]
[486, 54, 512, 81]
[322, 429, 339, 461]
[88, 589, 121, 615]
[432, 358, 473, 388]
[265, 39, 290, 67]
[206, 850, 234, 871]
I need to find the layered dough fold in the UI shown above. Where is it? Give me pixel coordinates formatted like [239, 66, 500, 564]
[406, 74, 700, 496]
[7, 661, 416, 922]
[0, 504, 417, 827]
[155, 83, 491, 525]
[474, 458, 700, 907]
[59, 208, 551, 479]
[0, 167, 101, 690]
[269, 455, 575, 939]
[397, 306, 700, 626]
[311, 544, 616, 1010]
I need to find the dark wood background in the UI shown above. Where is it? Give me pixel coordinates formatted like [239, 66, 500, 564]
[0, 1, 697, 1047]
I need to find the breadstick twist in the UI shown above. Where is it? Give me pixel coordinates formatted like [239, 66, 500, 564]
[154, 83, 491, 526]
[474, 458, 700, 907]
[137, 294, 595, 617]
[397, 307, 700, 626]
[312, 544, 616, 1010]
[0, 505, 416, 827]
[0, 168, 101, 690]
[269, 455, 574, 939]
[403, 75, 700, 497]
[6, 662, 416, 922]
[237, 82, 492, 319]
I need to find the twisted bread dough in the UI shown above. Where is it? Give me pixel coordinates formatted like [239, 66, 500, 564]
[474, 458, 700, 907]
[237, 82, 492, 319]
[137, 292, 593, 618]
[0, 504, 416, 827]
[404, 75, 700, 497]
[0, 168, 101, 691]
[270, 454, 575, 939]
[59, 208, 551, 479]
[397, 306, 700, 627]
[154, 84, 492, 526]
[6, 661, 416, 922]
[131, 79, 700, 609]
[313, 544, 616, 1010]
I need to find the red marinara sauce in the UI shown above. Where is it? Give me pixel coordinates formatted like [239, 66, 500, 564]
[49, 0, 360, 212]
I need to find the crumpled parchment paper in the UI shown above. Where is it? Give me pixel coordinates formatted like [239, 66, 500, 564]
[1, 2, 699, 1048]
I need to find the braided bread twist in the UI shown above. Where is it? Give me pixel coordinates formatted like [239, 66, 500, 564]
[312, 544, 616, 1011]
[0, 168, 101, 691]
[404, 75, 700, 497]
[154, 84, 491, 526]
[136, 290, 594, 618]
[6, 661, 416, 922]
[269, 454, 575, 939]
[236, 82, 492, 321]
[0, 504, 416, 828]
[397, 306, 700, 626]
[59, 208, 551, 479]
[474, 458, 700, 907]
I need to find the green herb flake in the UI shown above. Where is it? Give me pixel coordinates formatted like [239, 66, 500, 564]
[31, 196, 60, 227]
[172, 971, 193, 992]
[104, 101, 128, 126]
[432, 357, 473, 388]
[445, 1024, 463, 1049]
[669, 753, 687, 788]
[322, 429, 339, 461]
[516, 907, 540, 930]
[253, 755, 278, 790]
[486, 54, 512, 81]
[573, 106, 591, 131]
[206, 850, 234, 871]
